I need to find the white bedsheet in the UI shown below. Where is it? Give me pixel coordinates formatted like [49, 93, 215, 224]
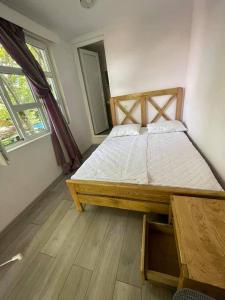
[147, 132, 222, 190]
[71, 129, 148, 184]
[72, 129, 222, 191]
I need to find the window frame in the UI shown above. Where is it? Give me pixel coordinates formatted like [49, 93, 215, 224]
[25, 35, 68, 120]
[0, 35, 67, 151]
[0, 65, 50, 150]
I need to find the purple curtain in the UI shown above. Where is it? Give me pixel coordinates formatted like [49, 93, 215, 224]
[0, 17, 82, 173]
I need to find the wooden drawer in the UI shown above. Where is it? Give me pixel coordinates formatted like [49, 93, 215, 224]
[141, 215, 180, 288]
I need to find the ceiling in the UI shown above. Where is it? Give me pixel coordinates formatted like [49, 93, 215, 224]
[0, 0, 191, 40]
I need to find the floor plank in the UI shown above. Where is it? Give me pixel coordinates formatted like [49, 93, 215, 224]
[113, 281, 141, 300]
[117, 212, 143, 287]
[0, 222, 39, 262]
[52, 178, 68, 193]
[0, 223, 39, 285]
[142, 281, 173, 300]
[58, 265, 92, 300]
[52, 179, 73, 202]
[7, 253, 54, 300]
[85, 209, 127, 300]
[41, 208, 79, 257]
[37, 206, 97, 300]
[0, 200, 71, 300]
[24, 190, 64, 225]
[75, 207, 111, 270]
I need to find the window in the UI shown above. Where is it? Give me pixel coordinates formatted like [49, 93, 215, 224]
[26, 37, 66, 117]
[0, 36, 65, 149]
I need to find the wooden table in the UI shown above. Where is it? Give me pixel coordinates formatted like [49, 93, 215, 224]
[171, 196, 225, 299]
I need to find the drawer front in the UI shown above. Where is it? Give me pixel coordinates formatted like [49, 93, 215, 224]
[141, 215, 180, 288]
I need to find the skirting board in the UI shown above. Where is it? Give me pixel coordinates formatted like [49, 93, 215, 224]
[0, 173, 64, 240]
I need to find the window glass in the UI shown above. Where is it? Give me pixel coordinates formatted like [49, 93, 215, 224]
[27, 44, 50, 72]
[0, 44, 19, 68]
[0, 94, 21, 146]
[0, 74, 36, 105]
[27, 41, 67, 120]
[18, 108, 46, 136]
[47, 77, 58, 99]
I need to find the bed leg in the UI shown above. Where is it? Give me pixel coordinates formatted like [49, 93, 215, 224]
[66, 180, 84, 212]
[74, 200, 84, 212]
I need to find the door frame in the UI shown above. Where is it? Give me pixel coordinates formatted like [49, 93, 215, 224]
[72, 31, 109, 144]
[79, 48, 109, 134]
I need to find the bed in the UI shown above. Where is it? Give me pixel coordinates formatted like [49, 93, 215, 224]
[66, 87, 225, 215]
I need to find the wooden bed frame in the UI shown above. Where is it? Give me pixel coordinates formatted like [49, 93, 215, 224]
[66, 87, 225, 214]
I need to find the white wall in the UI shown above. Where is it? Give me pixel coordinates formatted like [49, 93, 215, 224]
[50, 40, 92, 153]
[184, 0, 225, 185]
[0, 136, 61, 232]
[0, 2, 59, 42]
[104, 1, 193, 96]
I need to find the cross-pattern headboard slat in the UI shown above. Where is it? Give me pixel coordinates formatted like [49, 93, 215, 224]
[110, 87, 184, 126]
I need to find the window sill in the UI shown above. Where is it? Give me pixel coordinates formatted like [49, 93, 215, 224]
[7, 132, 51, 153]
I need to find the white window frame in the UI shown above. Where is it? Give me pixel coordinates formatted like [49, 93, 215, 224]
[0, 64, 50, 151]
[25, 35, 68, 119]
[0, 35, 66, 151]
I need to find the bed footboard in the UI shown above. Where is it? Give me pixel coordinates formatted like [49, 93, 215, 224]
[66, 179, 225, 214]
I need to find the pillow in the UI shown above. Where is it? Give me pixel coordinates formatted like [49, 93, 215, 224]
[147, 120, 187, 134]
[108, 124, 141, 138]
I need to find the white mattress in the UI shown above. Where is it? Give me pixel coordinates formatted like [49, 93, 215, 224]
[147, 132, 222, 190]
[72, 128, 148, 184]
[72, 128, 222, 191]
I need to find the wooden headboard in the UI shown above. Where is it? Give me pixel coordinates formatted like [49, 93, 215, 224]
[110, 87, 184, 126]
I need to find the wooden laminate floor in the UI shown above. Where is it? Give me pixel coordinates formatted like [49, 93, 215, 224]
[0, 178, 174, 300]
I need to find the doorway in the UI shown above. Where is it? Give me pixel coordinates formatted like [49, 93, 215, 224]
[78, 41, 112, 135]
